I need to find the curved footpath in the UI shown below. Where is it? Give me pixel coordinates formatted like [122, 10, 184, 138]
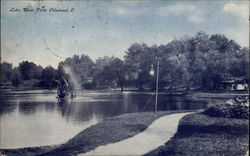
[80, 112, 193, 156]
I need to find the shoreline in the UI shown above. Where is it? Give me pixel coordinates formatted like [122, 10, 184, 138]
[1, 88, 248, 98]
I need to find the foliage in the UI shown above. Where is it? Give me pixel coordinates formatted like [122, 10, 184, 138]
[93, 56, 127, 91]
[1, 32, 249, 91]
[124, 31, 249, 91]
[0, 62, 13, 83]
[10, 67, 22, 88]
[124, 43, 155, 90]
[19, 61, 43, 80]
[39, 66, 58, 88]
[93, 56, 116, 87]
[203, 96, 249, 119]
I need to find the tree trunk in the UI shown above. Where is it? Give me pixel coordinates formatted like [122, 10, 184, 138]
[186, 83, 190, 91]
[118, 79, 124, 92]
[120, 83, 124, 92]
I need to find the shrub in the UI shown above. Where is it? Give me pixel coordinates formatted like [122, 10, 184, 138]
[203, 96, 249, 119]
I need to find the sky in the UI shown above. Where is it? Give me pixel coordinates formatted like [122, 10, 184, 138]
[1, 0, 249, 68]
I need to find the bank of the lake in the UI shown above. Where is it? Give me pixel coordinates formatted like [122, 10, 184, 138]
[189, 91, 249, 99]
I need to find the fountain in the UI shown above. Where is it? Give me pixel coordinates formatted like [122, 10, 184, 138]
[55, 65, 81, 99]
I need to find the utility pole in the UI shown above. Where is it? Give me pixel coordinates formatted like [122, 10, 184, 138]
[155, 58, 160, 113]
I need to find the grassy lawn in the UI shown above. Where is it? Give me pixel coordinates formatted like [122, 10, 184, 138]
[145, 113, 249, 156]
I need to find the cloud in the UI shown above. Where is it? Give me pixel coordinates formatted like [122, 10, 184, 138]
[222, 2, 249, 47]
[223, 2, 249, 20]
[188, 14, 204, 22]
[157, 4, 204, 23]
[158, 4, 195, 17]
[109, 7, 139, 16]
[119, 1, 141, 7]
[223, 27, 249, 47]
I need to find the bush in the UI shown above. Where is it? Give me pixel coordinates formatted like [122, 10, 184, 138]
[203, 96, 249, 119]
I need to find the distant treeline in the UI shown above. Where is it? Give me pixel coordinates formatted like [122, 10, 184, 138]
[1, 32, 249, 91]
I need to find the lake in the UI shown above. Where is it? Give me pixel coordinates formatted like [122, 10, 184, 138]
[0, 89, 228, 149]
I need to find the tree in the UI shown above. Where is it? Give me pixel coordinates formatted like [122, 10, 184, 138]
[93, 56, 116, 88]
[40, 66, 58, 88]
[93, 57, 127, 91]
[0, 62, 13, 83]
[124, 43, 155, 90]
[228, 47, 249, 79]
[11, 67, 22, 88]
[19, 61, 43, 80]
[159, 55, 188, 90]
[106, 58, 126, 91]
[210, 34, 230, 53]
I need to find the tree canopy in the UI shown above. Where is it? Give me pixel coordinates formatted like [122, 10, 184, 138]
[1, 32, 249, 91]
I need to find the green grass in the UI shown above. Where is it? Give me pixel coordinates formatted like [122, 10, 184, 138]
[145, 113, 249, 156]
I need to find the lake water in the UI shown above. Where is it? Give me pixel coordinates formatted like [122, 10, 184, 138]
[0, 89, 228, 149]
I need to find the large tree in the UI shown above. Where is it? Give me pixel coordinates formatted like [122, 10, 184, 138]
[93, 56, 116, 87]
[19, 61, 43, 80]
[93, 56, 127, 91]
[40, 66, 58, 88]
[125, 43, 155, 90]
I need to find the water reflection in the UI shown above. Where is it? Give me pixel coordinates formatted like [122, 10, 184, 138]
[0, 90, 228, 149]
[0, 101, 17, 115]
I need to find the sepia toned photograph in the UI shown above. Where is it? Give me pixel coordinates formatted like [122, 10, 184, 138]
[0, 0, 249, 155]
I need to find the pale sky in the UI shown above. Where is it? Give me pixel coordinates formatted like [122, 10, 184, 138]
[1, 0, 249, 68]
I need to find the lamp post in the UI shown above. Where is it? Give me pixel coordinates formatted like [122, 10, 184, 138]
[155, 58, 160, 113]
[150, 58, 160, 113]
